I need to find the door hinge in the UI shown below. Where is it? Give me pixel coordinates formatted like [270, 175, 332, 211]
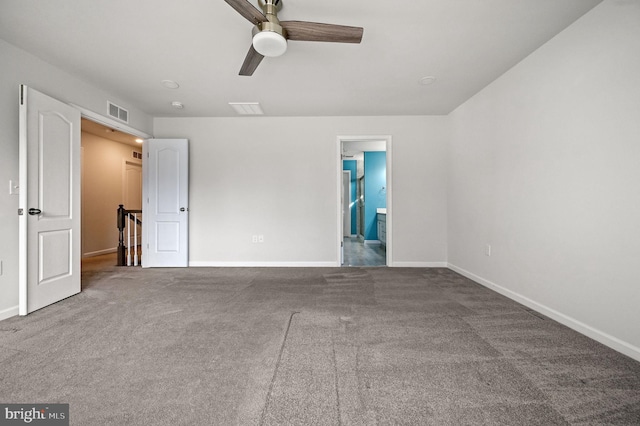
[18, 208, 24, 215]
[19, 85, 25, 105]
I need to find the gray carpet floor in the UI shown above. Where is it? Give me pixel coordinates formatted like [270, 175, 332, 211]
[1, 257, 639, 425]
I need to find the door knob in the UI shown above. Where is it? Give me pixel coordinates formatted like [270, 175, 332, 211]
[180, 207, 186, 212]
[28, 208, 42, 215]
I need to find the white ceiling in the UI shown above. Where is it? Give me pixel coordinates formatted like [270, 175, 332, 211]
[342, 140, 386, 158]
[0, 0, 602, 118]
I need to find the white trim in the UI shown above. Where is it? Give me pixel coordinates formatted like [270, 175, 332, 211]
[337, 135, 393, 267]
[385, 139, 392, 267]
[18, 85, 28, 316]
[393, 262, 448, 268]
[336, 139, 343, 264]
[70, 103, 152, 139]
[0, 305, 19, 322]
[83, 248, 117, 258]
[448, 263, 640, 362]
[189, 261, 338, 267]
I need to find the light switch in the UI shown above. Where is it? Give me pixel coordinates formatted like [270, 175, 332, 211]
[9, 180, 19, 195]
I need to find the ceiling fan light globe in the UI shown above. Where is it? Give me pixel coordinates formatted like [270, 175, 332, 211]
[253, 31, 287, 57]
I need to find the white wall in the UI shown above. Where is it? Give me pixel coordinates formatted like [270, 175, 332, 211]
[448, 0, 640, 359]
[153, 116, 448, 267]
[0, 39, 153, 320]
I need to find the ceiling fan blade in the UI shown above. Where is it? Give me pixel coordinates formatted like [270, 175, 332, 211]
[239, 44, 265, 76]
[223, 0, 267, 25]
[280, 21, 363, 43]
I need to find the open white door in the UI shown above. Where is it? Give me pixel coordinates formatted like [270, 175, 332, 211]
[19, 85, 81, 315]
[143, 139, 189, 267]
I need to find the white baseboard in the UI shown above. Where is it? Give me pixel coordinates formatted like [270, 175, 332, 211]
[189, 261, 339, 267]
[83, 247, 117, 258]
[448, 263, 640, 362]
[0, 305, 19, 321]
[392, 261, 448, 268]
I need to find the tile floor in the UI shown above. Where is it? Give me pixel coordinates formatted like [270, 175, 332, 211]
[342, 236, 386, 267]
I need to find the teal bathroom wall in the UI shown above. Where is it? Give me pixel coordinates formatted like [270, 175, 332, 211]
[364, 152, 386, 241]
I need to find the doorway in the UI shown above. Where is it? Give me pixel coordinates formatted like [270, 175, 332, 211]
[338, 136, 392, 267]
[80, 118, 145, 265]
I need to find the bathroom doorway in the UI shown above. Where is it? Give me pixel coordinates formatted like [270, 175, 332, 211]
[338, 136, 392, 267]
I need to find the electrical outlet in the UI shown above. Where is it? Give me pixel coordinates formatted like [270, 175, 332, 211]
[252, 235, 258, 243]
[485, 244, 492, 256]
[258, 235, 264, 243]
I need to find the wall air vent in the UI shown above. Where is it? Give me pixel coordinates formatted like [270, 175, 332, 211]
[107, 101, 129, 123]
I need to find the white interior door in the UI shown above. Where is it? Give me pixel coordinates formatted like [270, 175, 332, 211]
[143, 139, 189, 267]
[124, 161, 142, 210]
[124, 161, 142, 245]
[19, 85, 81, 315]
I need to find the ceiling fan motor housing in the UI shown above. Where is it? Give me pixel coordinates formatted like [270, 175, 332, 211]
[252, 0, 287, 57]
[258, 0, 282, 15]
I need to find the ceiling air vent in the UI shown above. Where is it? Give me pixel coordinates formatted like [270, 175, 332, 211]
[107, 101, 129, 123]
[229, 102, 263, 115]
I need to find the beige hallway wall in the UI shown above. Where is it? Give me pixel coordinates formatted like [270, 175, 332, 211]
[82, 132, 142, 257]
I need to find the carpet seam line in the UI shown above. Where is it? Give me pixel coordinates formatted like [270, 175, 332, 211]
[258, 310, 300, 426]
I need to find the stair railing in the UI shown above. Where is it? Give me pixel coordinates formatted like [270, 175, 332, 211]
[117, 204, 142, 266]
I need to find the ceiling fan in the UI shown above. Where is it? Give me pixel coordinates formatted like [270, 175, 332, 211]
[224, 0, 364, 76]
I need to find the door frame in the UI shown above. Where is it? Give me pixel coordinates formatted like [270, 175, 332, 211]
[336, 135, 392, 267]
[75, 105, 151, 260]
[71, 104, 152, 141]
